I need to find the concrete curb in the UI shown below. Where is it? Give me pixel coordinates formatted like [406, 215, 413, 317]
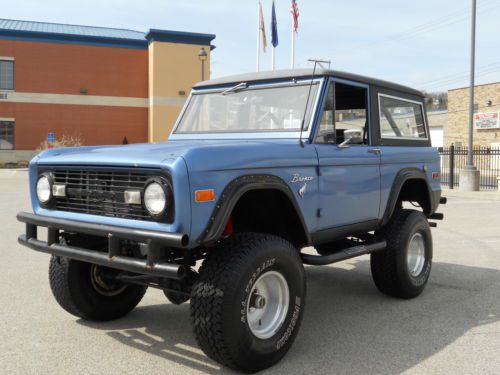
[0, 168, 28, 179]
[442, 188, 500, 201]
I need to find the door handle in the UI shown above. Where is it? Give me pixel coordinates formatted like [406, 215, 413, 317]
[368, 148, 381, 155]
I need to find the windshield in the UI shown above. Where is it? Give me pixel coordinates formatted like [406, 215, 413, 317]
[174, 82, 320, 135]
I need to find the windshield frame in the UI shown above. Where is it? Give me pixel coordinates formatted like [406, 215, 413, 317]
[168, 77, 325, 140]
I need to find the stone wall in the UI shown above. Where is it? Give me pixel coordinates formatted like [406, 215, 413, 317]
[445, 82, 500, 147]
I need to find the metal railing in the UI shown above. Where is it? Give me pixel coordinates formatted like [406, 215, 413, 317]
[438, 146, 500, 190]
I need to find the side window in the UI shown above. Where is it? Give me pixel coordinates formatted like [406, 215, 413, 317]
[379, 95, 427, 139]
[317, 83, 335, 143]
[316, 81, 368, 145]
[335, 83, 368, 145]
[0, 60, 14, 90]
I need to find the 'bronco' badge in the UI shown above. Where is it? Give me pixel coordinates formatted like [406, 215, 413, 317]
[291, 173, 314, 183]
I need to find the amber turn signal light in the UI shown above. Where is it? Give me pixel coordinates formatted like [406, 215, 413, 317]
[195, 189, 215, 202]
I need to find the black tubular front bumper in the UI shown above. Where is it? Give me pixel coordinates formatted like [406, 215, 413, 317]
[17, 212, 189, 279]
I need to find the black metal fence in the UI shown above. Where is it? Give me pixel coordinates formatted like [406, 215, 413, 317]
[438, 146, 500, 190]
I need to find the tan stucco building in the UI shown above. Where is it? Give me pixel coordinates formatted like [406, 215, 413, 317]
[445, 82, 500, 148]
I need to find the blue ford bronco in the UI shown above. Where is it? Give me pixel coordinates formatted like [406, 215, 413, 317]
[17, 69, 445, 373]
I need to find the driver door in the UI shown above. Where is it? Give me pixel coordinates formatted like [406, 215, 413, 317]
[314, 80, 381, 231]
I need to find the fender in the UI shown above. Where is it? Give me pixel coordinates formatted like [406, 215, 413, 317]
[197, 174, 311, 246]
[382, 168, 439, 226]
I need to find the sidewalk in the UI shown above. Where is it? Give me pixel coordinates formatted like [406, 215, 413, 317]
[442, 188, 500, 201]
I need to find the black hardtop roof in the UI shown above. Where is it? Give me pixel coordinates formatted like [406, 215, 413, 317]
[194, 69, 424, 97]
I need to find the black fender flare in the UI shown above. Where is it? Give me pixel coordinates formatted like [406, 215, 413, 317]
[197, 174, 311, 246]
[382, 168, 438, 226]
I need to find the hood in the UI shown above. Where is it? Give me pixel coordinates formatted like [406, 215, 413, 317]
[34, 139, 318, 170]
[35, 142, 195, 168]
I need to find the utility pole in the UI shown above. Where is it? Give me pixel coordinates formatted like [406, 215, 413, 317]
[460, 0, 480, 191]
[467, 0, 476, 167]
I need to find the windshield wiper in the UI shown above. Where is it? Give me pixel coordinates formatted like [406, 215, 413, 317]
[221, 82, 248, 95]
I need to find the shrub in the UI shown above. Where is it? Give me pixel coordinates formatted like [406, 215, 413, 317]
[38, 134, 84, 151]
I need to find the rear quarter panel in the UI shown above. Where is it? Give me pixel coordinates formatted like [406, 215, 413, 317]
[379, 146, 441, 218]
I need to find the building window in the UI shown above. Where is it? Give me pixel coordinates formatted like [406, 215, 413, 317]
[0, 60, 14, 90]
[379, 95, 427, 139]
[0, 121, 15, 150]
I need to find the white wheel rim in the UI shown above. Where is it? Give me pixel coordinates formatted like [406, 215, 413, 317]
[246, 271, 290, 339]
[407, 233, 426, 277]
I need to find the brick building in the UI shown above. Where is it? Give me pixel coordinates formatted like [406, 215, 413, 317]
[445, 82, 500, 148]
[0, 19, 215, 162]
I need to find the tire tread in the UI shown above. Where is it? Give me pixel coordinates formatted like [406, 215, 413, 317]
[371, 209, 430, 299]
[190, 233, 300, 371]
[48, 256, 147, 321]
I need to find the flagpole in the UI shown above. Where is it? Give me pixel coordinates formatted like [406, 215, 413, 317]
[257, 2, 261, 72]
[272, 48, 276, 71]
[290, 0, 298, 69]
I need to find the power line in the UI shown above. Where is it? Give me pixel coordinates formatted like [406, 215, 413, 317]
[427, 102, 500, 117]
[337, 0, 499, 56]
[421, 65, 500, 90]
[382, 0, 498, 44]
[418, 62, 500, 86]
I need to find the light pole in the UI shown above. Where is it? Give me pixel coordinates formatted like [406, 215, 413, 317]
[198, 47, 208, 81]
[460, 0, 480, 191]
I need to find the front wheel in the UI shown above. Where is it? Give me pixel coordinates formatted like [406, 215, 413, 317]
[371, 209, 433, 299]
[49, 256, 147, 321]
[190, 233, 306, 373]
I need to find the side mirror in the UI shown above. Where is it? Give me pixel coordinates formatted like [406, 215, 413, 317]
[339, 129, 363, 148]
[344, 129, 363, 144]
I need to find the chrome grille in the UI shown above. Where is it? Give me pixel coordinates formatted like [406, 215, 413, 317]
[52, 169, 154, 221]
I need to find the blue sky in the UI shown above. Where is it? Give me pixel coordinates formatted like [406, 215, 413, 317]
[2, 0, 500, 92]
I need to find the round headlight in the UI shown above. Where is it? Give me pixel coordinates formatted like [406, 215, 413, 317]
[144, 182, 167, 216]
[36, 175, 52, 204]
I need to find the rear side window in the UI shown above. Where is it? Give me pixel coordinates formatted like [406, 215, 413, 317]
[379, 95, 427, 139]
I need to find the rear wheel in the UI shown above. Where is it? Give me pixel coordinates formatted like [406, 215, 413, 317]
[190, 233, 306, 373]
[371, 209, 433, 299]
[49, 256, 147, 321]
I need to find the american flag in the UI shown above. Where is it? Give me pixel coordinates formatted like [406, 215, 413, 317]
[291, 0, 299, 33]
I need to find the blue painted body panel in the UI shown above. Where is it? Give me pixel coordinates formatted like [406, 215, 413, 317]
[30, 140, 320, 248]
[314, 145, 380, 228]
[379, 147, 441, 215]
[26, 75, 441, 249]
[31, 148, 192, 237]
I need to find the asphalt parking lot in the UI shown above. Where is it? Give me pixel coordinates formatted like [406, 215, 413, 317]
[1, 169, 499, 375]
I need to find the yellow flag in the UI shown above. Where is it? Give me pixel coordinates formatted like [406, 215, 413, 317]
[259, 2, 267, 52]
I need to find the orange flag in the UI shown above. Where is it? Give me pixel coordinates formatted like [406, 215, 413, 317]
[259, 1, 268, 52]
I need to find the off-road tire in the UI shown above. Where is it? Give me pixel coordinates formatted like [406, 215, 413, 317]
[371, 209, 433, 299]
[49, 256, 147, 321]
[190, 233, 306, 373]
